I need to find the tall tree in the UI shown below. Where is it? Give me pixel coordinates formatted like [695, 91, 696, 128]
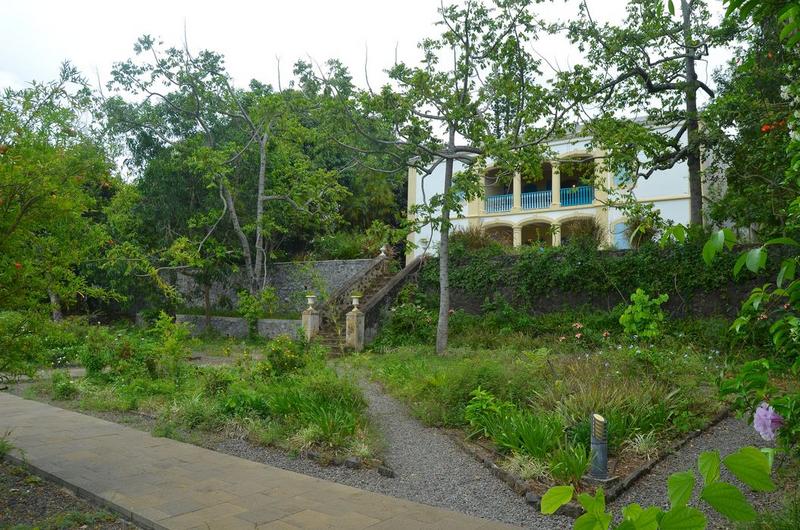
[0, 63, 115, 317]
[322, 0, 575, 353]
[566, 0, 735, 225]
[704, 8, 797, 237]
[104, 37, 347, 294]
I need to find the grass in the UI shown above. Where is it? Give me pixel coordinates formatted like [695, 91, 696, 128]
[353, 308, 737, 490]
[28, 319, 377, 462]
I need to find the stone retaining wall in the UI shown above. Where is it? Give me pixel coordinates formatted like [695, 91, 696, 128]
[168, 259, 374, 313]
[176, 314, 302, 339]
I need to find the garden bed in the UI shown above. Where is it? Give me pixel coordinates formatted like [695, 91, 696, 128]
[17, 317, 381, 468]
[447, 407, 731, 517]
[355, 309, 737, 515]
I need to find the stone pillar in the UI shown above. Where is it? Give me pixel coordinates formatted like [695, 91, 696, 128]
[302, 308, 320, 341]
[551, 161, 561, 208]
[346, 307, 365, 352]
[513, 226, 522, 247]
[552, 223, 562, 247]
[512, 171, 522, 211]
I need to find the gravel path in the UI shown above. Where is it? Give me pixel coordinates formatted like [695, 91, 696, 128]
[217, 379, 572, 529]
[608, 416, 785, 528]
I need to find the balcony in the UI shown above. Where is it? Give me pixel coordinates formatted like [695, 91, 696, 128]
[484, 185, 594, 213]
[560, 185, 594, 206]
[485, 193, 513, 213]
[521, 190, 551, 210]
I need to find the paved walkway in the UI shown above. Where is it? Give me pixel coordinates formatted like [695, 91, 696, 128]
[0, 393, 515, 530]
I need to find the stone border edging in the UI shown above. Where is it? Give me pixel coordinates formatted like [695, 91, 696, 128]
[1, 452, 148, 529]
[446, 407, 731, 518]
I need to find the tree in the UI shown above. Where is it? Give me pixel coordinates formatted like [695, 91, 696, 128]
[703, 7, 798, 237]
[0, 63, 115, 317]
[321, 0, 576, 353]
[565, 0, 735, 225]
[104, 37, 347, 295]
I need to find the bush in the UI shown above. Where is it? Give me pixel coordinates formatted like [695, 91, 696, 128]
[237, 288, 279, 335]
[265, 335, 308, 376]
[79, 327, 114, 378]
[0, 311, 44, 381]
[619, 288, 669, 338]
[373, 303, 436, 348]
[51, 370, 78, 400]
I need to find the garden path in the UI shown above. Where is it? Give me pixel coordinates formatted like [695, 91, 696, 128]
[607, 416, 784, 527]
[0, 392, 517, 530]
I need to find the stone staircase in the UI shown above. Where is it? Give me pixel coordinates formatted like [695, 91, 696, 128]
[315, 255, 397, 354]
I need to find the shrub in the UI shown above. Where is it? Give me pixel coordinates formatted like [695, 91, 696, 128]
[237, 288, 278, 335]
[150, 312, 191, 383]
[79, 327, 114, 377]
[50, 370, 78, 400]
[373, 303, 436, 347]
[0, 311, 45, 381]
[619, 288, 669, 338]
[265, 335, 308, 376]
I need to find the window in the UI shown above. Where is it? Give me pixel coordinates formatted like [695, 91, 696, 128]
[613, 223, 631, 250]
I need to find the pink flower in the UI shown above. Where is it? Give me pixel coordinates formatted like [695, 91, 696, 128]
[558, 336, 566, 342]
[575, 333, 583, 339]
[602, 330, 610, 338]
[572, 322, 584, 329]
[753, 402, 783, 441]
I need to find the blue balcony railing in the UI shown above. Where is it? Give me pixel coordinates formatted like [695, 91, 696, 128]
[560, 185, 594, 206]
[521, 190, 551, 210]
[485, 193, 512, 213]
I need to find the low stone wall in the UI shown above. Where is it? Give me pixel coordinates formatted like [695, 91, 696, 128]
[167, 259, 374, 313]
[176, 314, 301, 339]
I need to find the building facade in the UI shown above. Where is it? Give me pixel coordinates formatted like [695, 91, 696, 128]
[406, 130, 693, 259]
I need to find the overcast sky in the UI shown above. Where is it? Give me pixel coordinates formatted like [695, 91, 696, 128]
[1, 0, 729, 92]
[0, 0, 733, 116]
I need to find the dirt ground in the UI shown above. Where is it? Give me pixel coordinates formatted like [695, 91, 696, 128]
[0, 459, 135, 529]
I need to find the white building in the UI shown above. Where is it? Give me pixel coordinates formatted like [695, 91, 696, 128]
[406, 128, 694, 258]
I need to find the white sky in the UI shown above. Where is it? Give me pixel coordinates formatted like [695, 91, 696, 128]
[1, 0, 729, 95]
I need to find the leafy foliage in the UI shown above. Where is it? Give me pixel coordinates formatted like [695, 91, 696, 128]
[542, 446, 775, 527]
[619, 288, 669, 338]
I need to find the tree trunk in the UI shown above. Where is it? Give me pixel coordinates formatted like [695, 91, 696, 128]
[253, 135, 268, 290]
[435, 126, 456, 355]
[48, 290, 63, 322]
[682, 0, 703, 226]
[221, 181, 257, 293]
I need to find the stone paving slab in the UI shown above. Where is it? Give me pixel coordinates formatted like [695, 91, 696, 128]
[0, 393, 516, 529]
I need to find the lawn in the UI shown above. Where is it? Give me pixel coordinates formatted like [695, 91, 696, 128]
[353, 303, 746, 493]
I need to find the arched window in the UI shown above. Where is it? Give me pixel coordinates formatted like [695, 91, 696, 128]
[613, 223, 630, 250]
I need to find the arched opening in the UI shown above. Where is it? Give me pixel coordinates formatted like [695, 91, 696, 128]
[559, 155, 596, 207]
[484, 167, 514, 212]
[521, 222, 553, 247]
[612, 222, 631, 250]
[560, 217, 603, 247]
[484, 225, 514, 246]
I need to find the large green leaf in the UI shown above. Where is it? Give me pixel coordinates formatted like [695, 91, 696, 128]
[668, 471, 695, 508]
[698, 451, 720, 485]
[722, 447, 776, 492]
[540, 485, 574, 514]
[777, 259, 796, 288]
[659, 506, 707, 530]
[745, 247, 767, 273]
[574, 512, 611, 530]
[700, 481, 756, 522]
